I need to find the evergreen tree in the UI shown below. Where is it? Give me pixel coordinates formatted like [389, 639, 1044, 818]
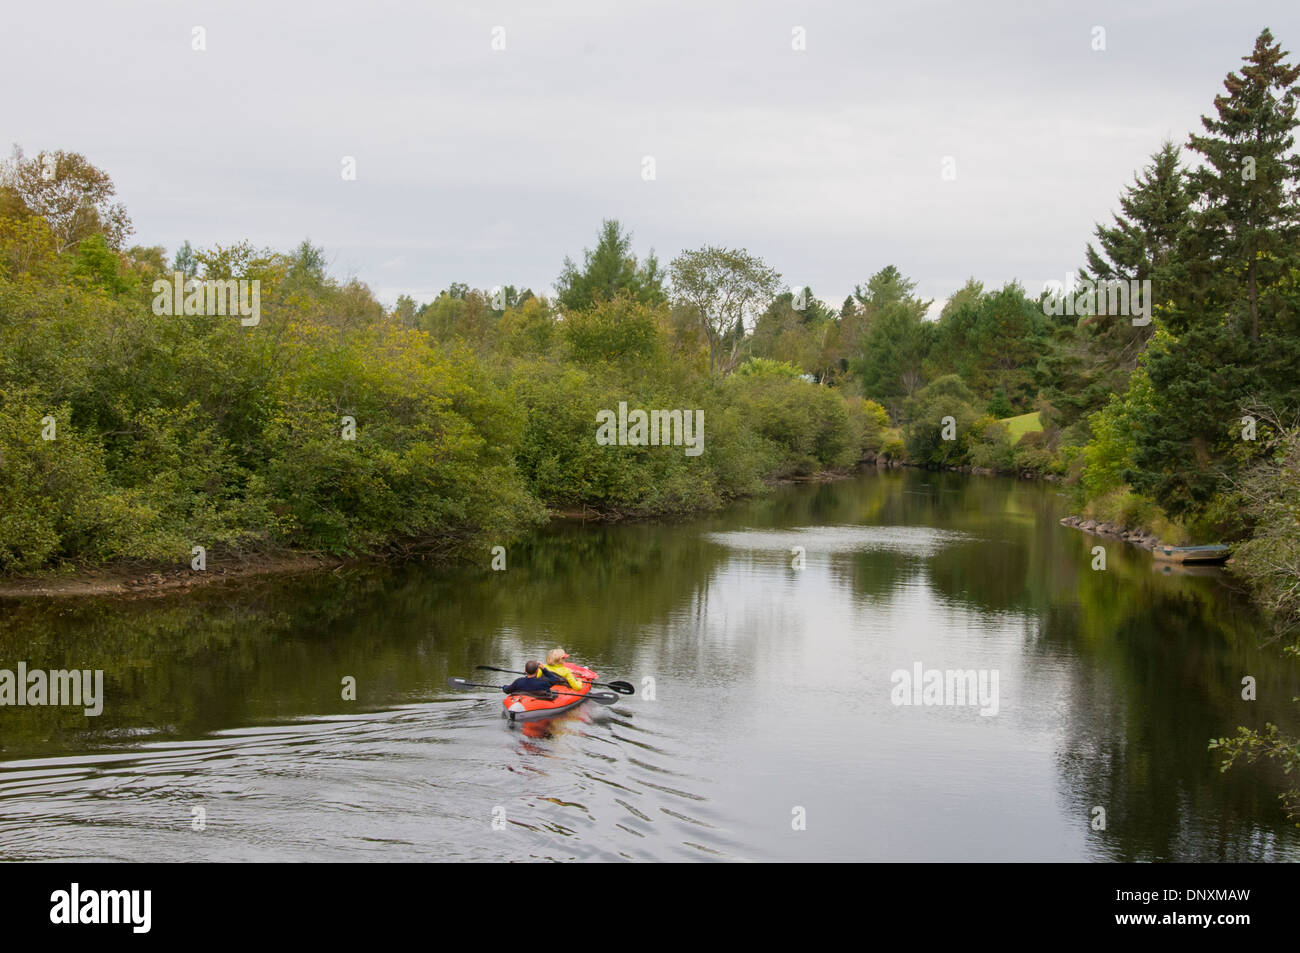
[556, 220, 666, 313]
[1125, 29, 1300, 521]
[1083, 140, 1190, 288]
[1184, 28, 1300, 340]
[172, 239, 196, 278]
[853, 264, 923, 311]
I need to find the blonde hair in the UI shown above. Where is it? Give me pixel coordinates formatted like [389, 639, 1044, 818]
[545, 649, 567, 666]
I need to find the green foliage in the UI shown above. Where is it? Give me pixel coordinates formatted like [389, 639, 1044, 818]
[0, 213, 59, 281]
[1185, 28, 1300, 342]
[70, 234, 133, 295]
[852, 300, 935, 410]
[1081, 369, 1151, 500]
[262, 323, 543, 556]
[726, 372, 858, 475]
[494, 296, 557, 357]
[556, 220, 666, 313]
[1210, 724, 1300, 824]
[901, 375, 982, 467]
[562, 295, 663, 366]
[926, 283, 1047, 411]
[853, 265, 925, 310]
[844, 397, 891, 457]
[1011, 430, 1062, 476]
[511, 361, 730, 514]
[734, 357, 802, 379]
[1126, 322, 1258, 517]
[987, 387, 1013, 418]
[0, 146, 132, 251]
[1232, 413, 1300, 646]
[669, 245, 782, 376]
[968, 417, 1015, 471]
[1084, 139, 1190, 289]
[0, 201, 547, 570]
[0, 169, 888, 576]
[1101, 30, 1300, 524]
[172, 239, 195, 278]
[0, 395, 114, 571]
[748, 288, 840, 382]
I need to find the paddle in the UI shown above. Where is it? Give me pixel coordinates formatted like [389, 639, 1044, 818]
[446, 677, 619, 705]
[474, 665, 635, 695]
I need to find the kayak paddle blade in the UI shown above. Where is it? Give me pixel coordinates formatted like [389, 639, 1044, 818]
[605, 681, 635, 695]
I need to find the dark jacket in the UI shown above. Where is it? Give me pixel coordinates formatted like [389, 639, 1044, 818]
[503, 675, 557, 694]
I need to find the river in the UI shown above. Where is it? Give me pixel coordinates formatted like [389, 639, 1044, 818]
[1, 470, 1297, 861]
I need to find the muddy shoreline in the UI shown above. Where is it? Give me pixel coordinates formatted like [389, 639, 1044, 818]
[0, 553, 349, 600]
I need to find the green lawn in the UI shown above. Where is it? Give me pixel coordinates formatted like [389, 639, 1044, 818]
[1000, 411, 1042, 441]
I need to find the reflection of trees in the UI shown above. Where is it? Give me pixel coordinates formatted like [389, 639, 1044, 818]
[828, 550, 929, 603]
[818, 469, 1300, 859]
[903, 470, 1300, 860]
[1050, 582, 1300, 860]
[0, 524, 736, 759]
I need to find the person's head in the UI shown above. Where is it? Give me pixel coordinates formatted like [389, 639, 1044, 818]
[545, 649, 570, 667]
[524, 660, 540, 675]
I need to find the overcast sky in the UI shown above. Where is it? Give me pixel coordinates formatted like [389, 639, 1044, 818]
[5, 1, 1297, 313]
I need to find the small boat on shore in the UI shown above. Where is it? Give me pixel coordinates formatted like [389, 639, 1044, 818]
[1152, 544, 1230, 565]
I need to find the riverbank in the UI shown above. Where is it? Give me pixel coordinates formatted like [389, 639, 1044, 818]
[1057, 514, 1165, 551]
[0, 553, 348, 600]
[0, 464, 880, 599]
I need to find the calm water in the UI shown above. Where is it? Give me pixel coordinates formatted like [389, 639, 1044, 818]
[1, 470, 1298, 862]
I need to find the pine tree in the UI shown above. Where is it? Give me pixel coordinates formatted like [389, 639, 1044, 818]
[1109, 30, 1300, 523]
[556, 220, 666, 313]
[1083, 140, 1190, 287]
[1185, 27, 1300, 340]
[171, 240, 195, 278]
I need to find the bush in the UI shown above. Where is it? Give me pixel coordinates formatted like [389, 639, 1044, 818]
[845, 397, 891, 457]
[0, 394, 133, 571]
[901, 375, 982, 466]
[1011, 430, 1064, 476]
[734, 357, 801, 379]
[1081, 487, 1184, 542]
[562, 296, 663, 366]
[725, 372, 858, 476]
[968, 417, 1015, 471]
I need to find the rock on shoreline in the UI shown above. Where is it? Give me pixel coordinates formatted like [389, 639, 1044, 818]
[1058, 515, 1162, 551]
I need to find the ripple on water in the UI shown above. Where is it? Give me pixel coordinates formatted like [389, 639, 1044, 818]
[0, 700, 727, 862]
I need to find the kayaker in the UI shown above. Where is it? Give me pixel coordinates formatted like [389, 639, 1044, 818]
[503, 661, 559, 694]
[540, 649, 584, 691]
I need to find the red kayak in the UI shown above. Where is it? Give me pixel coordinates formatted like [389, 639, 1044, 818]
[502, 664, 597, 722]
